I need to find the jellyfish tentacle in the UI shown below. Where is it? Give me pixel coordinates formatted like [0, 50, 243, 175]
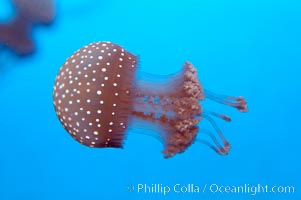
[202, 110, 232, 122]
[196, 129, 230, 156]
[201, 114, 231, 155]
[142, 132, 163, 144]
[131, 62, 204, 158]
[129, 127, 164, 144]
[197, 129, 225, 153]
[204, 89, 248, 112]
[196, 139, 228, 155]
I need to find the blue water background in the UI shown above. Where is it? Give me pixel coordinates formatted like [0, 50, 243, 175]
[0, 0, 300, 199]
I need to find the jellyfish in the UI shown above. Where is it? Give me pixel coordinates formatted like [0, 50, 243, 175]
[13, 0, 55, 25]
[53, 41, 248, 158]
[0, 16, 33, 55]
[0, 0, 55, 55]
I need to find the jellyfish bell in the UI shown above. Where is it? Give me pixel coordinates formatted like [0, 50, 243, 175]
[53, 41, 248, 158]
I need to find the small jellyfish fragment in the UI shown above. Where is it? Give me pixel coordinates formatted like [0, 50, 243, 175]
[13, 0, 55, 25]
[53, 41, 248, 158]
[0, 0, 55, 55]
[0, 17, 33, 55]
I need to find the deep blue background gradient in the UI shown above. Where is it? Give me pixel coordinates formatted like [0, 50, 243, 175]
[0, 0, 300, 199]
